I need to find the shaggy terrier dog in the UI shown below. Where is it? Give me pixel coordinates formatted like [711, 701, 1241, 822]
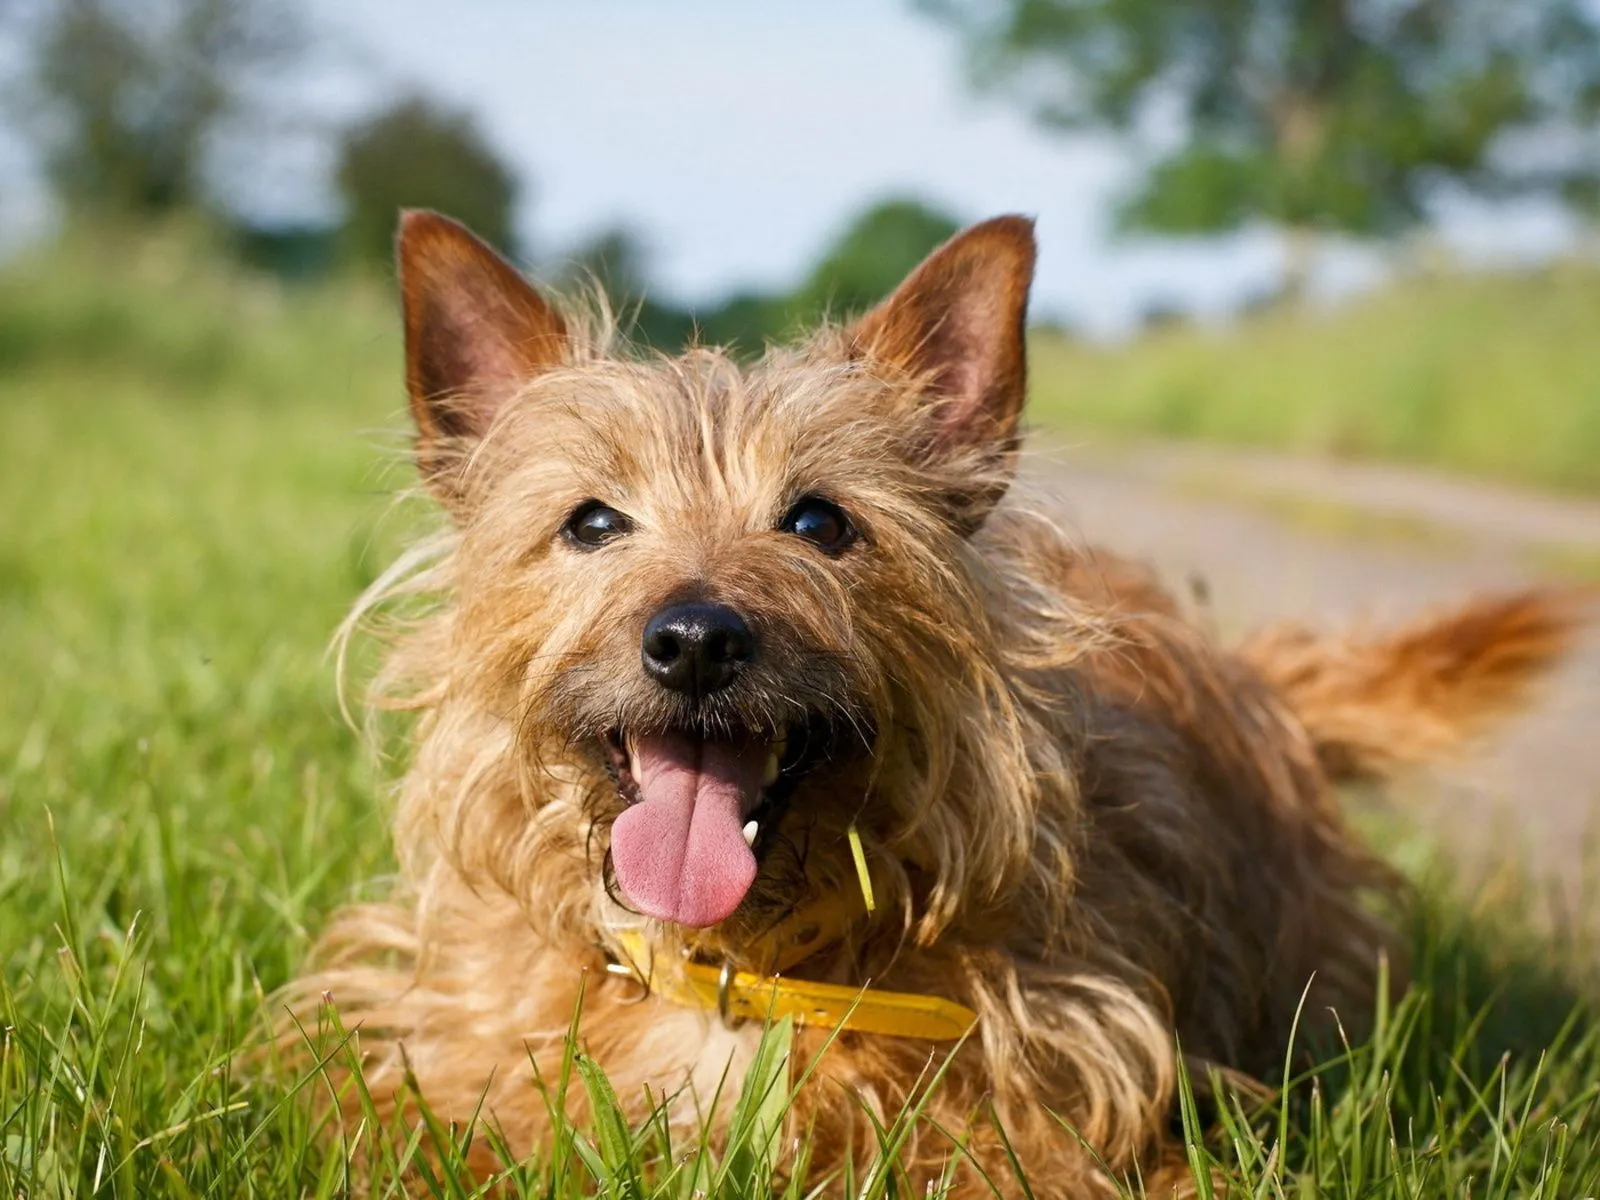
[294, 209, 1581, 1194]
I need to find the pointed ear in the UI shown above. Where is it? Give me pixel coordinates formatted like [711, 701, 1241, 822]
[850, 215, 1036, 528]
[398, 209, 568, 498]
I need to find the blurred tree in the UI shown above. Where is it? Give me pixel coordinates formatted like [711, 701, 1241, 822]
[558, 225, 697, 349]
[921, 0, 1600, 294]
[1135, 298, 1188, 333]
[230, 222, 336, 280]
[546, 200, 965, 356]
[13, 0, 307, 215]
[692, 291, 794, 353]
[790, 197, 964, 319]
[538, 198, 966, 356]
[336, 93, 521, 266]
[688, 198, 963, 353]
[562, 225, 653, 300]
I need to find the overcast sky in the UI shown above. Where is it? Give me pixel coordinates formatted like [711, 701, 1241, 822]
[2, 0, 1580, 335]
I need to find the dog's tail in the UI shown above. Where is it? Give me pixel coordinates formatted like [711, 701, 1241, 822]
[1239, 588, 1592, 783]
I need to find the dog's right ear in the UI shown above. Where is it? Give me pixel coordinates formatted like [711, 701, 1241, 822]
[849, 215, 1036, 533]
[398, 209, 568, 502]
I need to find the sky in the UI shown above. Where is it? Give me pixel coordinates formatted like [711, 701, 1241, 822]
[1, 0, 1582, 336]
[298, 0, 1305, 333]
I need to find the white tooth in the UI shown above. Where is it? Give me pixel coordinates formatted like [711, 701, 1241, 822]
[762, 752, 780, 786]
[742, 819, 759, 847]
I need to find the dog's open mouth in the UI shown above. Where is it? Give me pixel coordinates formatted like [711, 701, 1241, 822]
[602, 724, 814, 928]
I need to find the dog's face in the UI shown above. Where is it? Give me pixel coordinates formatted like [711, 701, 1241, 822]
[396, 212, 1035, 933]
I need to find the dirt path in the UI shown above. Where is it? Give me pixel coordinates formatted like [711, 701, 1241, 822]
[1024, 437, 1600, 884]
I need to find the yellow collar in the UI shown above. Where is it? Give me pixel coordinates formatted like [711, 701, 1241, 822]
[606, 896, 978, 1042]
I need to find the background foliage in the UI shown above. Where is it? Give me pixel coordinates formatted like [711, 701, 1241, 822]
[3, 0, 1600, 1191]
[921, 0, 1600, 288]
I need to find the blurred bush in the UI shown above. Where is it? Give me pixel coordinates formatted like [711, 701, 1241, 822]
[585, 196, 966, 354]
[1029, 261, 1600, 493]
[785, 198, 961, 320]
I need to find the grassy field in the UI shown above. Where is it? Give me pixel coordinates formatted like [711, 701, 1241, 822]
[1031, 260, 1600, 495]
[3, 227, 1600, 1195]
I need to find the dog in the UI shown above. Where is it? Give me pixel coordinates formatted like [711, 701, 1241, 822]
[291, 209, 1583, 1194]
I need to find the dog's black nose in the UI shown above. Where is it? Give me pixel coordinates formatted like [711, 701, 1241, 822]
[641, 602, 754, 697]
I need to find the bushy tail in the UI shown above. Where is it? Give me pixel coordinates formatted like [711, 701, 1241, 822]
[1240, 588, 1593, 783]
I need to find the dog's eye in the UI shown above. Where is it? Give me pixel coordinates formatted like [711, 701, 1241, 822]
[563, 500, 633, 549]
[779, 496, 856, 554]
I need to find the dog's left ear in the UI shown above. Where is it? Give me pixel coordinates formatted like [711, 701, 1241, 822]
[850, 214, 1036, 529]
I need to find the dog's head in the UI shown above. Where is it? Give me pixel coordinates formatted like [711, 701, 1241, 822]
[393, 210, 1041, 939]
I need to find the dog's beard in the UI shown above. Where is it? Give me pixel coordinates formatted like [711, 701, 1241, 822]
[599, 714, 864, 927]
[527, 648, 874, 928]
[604, 728, 775, 926]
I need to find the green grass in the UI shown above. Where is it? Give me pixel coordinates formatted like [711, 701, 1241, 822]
[3, 226, 1600, 1195]
[1031, 261, 1600, 494]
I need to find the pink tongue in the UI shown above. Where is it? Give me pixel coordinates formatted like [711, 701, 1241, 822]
[609, 732, 765, 927]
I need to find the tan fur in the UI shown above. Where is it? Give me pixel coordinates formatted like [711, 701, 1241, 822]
[1241, 589, 1591, 782]
[283, 213, 1582, 1196]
